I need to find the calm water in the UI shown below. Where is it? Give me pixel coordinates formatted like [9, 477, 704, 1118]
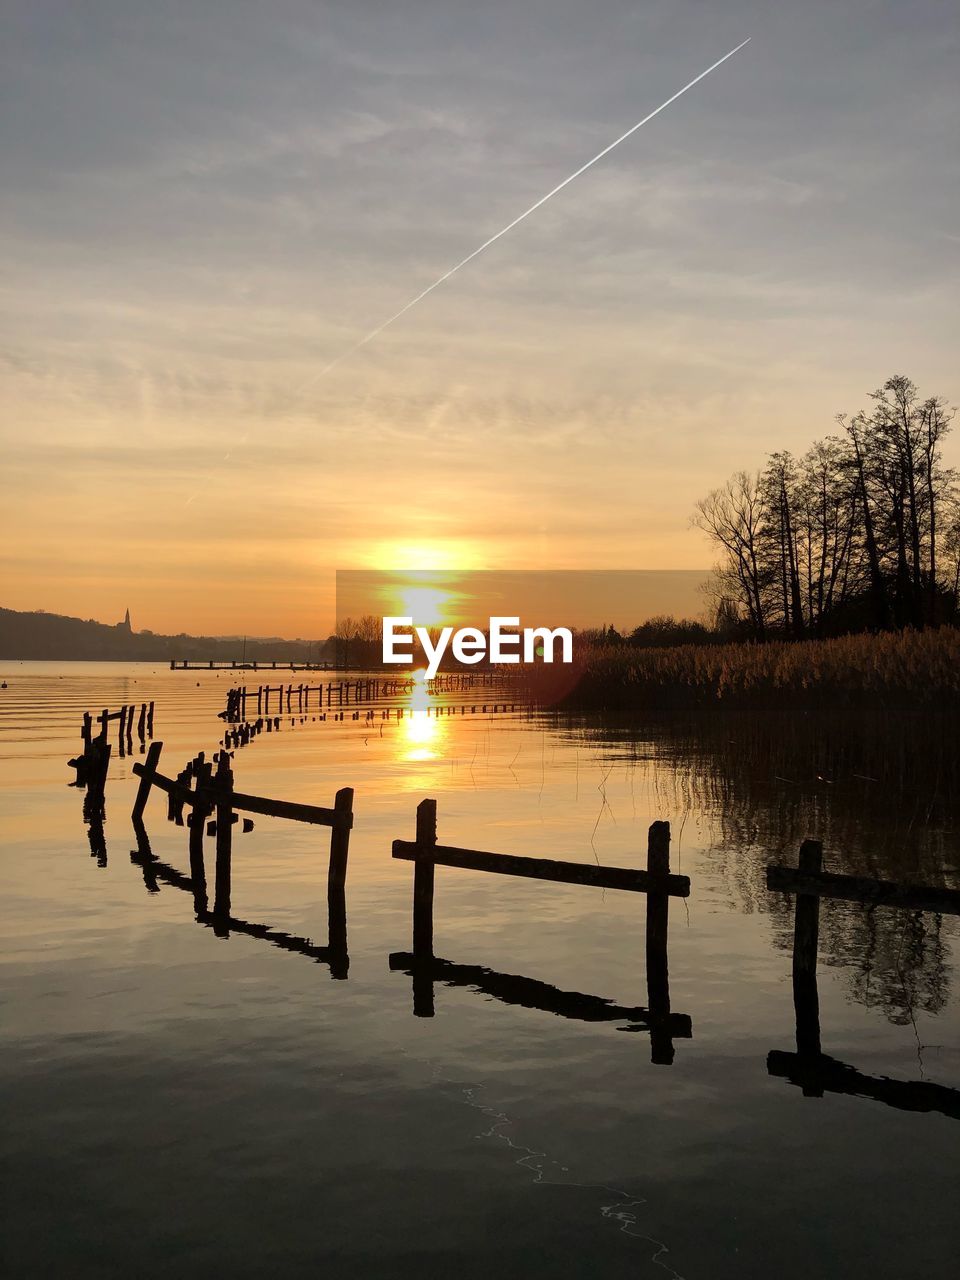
[2, 662, 958, 1279]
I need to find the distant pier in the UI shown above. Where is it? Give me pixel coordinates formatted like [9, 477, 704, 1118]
[170, 659, 335, 671]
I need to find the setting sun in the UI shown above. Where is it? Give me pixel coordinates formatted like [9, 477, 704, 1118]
[396, 586, 452, 627]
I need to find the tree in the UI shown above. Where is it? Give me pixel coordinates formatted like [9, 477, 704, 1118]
[694, 376, 956, 638]
[693, 471, 770, 639]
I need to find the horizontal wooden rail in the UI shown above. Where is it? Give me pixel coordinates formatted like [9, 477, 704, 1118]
[132, 761, 352, 830]
[392, 839, 690, 896]
[229, 789, 349, 829]
[133, 762, 193, 802]
[766, 864, 960, 915]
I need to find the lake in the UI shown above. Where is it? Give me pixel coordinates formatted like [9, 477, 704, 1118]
[2, 662, 958, 1279]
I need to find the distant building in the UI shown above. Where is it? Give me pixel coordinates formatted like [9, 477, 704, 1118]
[117, 608, 132, 633]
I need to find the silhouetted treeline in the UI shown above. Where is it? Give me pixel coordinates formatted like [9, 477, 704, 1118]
[580, 618, 726, 649]
[0, 606, 331, 663]
[694, 375, 959, 638]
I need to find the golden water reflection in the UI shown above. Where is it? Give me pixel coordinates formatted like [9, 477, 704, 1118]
[398, 669, 448, 762]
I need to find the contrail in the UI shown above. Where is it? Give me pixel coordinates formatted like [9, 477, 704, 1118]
[313, 37, 750, 381]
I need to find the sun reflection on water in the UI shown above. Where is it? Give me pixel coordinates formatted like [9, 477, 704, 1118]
[399, 668, 447, 762]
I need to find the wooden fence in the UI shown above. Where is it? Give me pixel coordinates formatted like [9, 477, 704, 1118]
[82, 703, 155, 747]
[221, 670, 508, 723]
[766, 841, 960, 1119]
[69, 702, 156, 798]
[63, 729, 960, 1081]
[132, 743, 354, 902]
[391, 802, 691, 1063]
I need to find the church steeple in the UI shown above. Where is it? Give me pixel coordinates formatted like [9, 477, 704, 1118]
[123, 608, 131, 632]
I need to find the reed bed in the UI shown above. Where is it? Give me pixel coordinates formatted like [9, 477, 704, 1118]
[528, 627, 960, 709]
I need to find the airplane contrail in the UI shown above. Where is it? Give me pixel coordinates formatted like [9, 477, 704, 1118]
[312, 37, 750, 381]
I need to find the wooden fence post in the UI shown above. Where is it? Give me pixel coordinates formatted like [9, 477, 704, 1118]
[328, 787, 354, 890]
[792, 839, 823, 1062]
[213, 753, 234, 927]
[132, 740, 164, 822]
[188, 755, 210, 898]
[646, 820, 673, 1065]
[89, 737, 111, 804]
[413, 799, 437, 961]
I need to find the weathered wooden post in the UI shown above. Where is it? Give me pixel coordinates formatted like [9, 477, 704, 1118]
[136, 702, 147, 740]
[188, 754, 209, 880]
[169, 758, 192, 824]
[792, 840, 823, 1064]
[213, 752, 234, 929]
[90, 736, 111, 803]
[82, 711, 92, 748]
[147, 701, 155, 736]
[411, 798, 438, 1017]
[132, 740, 163, 822]
[413, 798, 437, 959]
[646, 820, 674, 1065]
[328, 787, 354, 890]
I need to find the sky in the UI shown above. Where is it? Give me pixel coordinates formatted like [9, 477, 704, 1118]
[2, 0, 958, 637]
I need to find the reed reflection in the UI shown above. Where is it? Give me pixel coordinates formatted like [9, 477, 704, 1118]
[560, 705, 960, 1027]
[767, 842, 960, 1120]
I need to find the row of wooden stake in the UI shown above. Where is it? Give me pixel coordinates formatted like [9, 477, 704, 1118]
[125, 739, 960, 1079]
[222, 671, 505, 722]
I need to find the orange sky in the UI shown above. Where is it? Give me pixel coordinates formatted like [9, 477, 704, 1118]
[3, 5, 958, 638]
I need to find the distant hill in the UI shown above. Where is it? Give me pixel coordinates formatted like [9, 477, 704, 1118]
[0, 606, 331, 662]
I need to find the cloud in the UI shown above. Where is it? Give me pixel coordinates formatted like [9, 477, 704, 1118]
[1, 0, 958, 631]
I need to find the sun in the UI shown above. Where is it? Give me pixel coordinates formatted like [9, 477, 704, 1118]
[397, 586, 451, 627]
[368, 541, 484, 572]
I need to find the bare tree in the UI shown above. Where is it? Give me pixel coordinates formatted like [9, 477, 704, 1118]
[693, 471, 769, 638]
[694, 376, 955, 638]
